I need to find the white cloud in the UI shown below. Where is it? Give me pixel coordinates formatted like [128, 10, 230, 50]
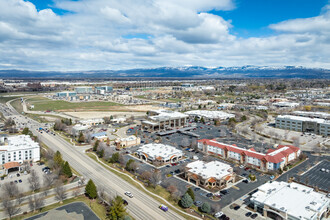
[0, 0, 329, 70]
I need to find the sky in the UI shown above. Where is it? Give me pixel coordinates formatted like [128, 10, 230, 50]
[0, 0, 329, 71]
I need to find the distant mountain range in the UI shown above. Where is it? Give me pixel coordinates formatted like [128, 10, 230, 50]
[0, 66, 329, 79]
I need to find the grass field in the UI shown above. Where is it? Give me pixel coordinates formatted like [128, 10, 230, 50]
[0, 96, 20, 104]
[11, 99, 24, 113]
[27, 97, 123, 111]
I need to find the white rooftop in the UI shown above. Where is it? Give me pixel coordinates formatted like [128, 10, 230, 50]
[186, 160, 232, 180]
[277, 115, 327, 124]
[149, 109, 188, 121]
[118, 135, 138, 142]
[0, 135, 39, 151]
[293, 111, 330, 119]
[251, 182, 329, 220]
[137, 143, 182, 160]
[185, 110, 235, 120]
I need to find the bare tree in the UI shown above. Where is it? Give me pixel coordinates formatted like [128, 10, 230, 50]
[54, 182, 66, 203]
[150, 169, 161, 188]
[43, 173, 56, 188]
[140, 171, 152, 183]
[28, 170, 40, 192]
[22, 161, 31, 173]
[72, 187, 81, 197]
[2, 182, 20, 198]
[166, 185, 178, 195]
[292, 136, 300, 148]
[2, 198, 21, 219]
[28, 194, 45, 212]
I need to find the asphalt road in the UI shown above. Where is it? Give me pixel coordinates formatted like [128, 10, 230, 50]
[1, 103, 186, 220]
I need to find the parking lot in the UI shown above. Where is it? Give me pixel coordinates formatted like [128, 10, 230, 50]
[0, 163, 48, 193]
[297, 160, 330, 192]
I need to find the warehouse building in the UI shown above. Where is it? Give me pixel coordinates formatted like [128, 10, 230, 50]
[250, 181, 329, 220]
[185, 110, 235, 121]
[184, 160, 234, 189]
[276, 115, 330, 136]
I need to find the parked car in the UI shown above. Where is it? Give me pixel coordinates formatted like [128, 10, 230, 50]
[245, 212, 252, 217]
[194, 187, 200, 192]
[243, 179, 249, 184]
[18, 179, 22, 183]
[251, 213, 258, 219]
[194, 201, 202, 207]
[233, 205, 240, 210]
[214, 211, 223, 218]
[220, 190, 228, 195]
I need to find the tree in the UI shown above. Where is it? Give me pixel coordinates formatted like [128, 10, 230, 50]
[62, 161, 73, 178]
[78, 132, 85, 143]
[201, 202, 211, 213]
[98, 149, 105, 158]
[108, 196, 127, 220]
[2, 182, 20, 198]
[109, 152, 120, 163]
[28, 170, 40, 192]
[200, 117, 205, 124]
[180, 193, 193, 208]
[43, 173, 56, 188]
[140, 171, 152, 182]
[22, 127, 30, 135]
[186, 188, 195, 201]
[54, 182, 66, 202]
[93, 140, 100, 152]
[72, 187, 81, 197]
[28, 194, 44, 212]
[167, 185, 178, 196]
[241, 115, 247, 121]
[2, 197, 21, 219]
[150, 169, 161, 188]
[85, 179, 97, 199]
[53, 150, 63, 169]
[125, 159, 138, 172]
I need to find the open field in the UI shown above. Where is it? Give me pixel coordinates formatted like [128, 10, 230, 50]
[65, 111, 147, 119]
[0, 96, 20, 104]
[26, 97, 123, 111]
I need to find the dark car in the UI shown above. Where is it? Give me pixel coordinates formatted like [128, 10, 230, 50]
[220, 190, 228, 195]
[123, 200, 128, 206]
[245, 212, 252, 217]
[14, 180, 18, 184]
[243, 179, 249, 184]
[206, 193, 213, 197]
[18, 179, 22, 183]
[234, 205, 240, 210]
[16, 173, 20, 177]
[219, 214, 227, 219]
[251, 213, 258, 219]
[174, 169, 181, 174]
[194, 201, 202, 207]
[194, 187, 200, 192]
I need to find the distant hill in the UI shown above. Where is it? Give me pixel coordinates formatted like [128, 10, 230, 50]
[0, 66, 329, 79]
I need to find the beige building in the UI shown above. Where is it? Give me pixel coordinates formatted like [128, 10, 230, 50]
[115, 136, 141, 148]
[184, 160, 234, 189]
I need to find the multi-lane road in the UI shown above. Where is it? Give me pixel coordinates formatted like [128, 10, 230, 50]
[0, 102, 188, 220]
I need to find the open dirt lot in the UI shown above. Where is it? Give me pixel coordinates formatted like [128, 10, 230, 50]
[64, 111, 147, 119]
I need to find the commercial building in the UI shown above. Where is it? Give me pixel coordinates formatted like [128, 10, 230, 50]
[185, 110, 235, 121]
[273, 102, 300, 108]
[135, 143, 183, 164]
[250, 181, 329, 220]
[74, 86, 93, 94]
[276, 115, 330, 136]
[184, 160, 234, 189]
[198, 139, 301, 172]
[80, 118, 104, 126]
[91, 132, 108, 142]
[0, 135, 40, 174]
[141, 109, 189, 132]
[292, 111, 330, 120]
[56, 91, 77, 97]
[115, 136, 141, 148]
[95, 86, 113, 94]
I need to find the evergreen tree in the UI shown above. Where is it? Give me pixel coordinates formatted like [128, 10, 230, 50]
[93, 140, 100, 152]
[201, 202, 211, 213]
[62, 161, 72, 178]
[186, 188, 195, 201]
[22, 127, 29, 135]
[78, 132, 85, 143]
[109, 152, 120, 163]
[180, 193, 193, 208]
[85, 179, 97, 199]
[53, 151, 63, 168]
[98, 149, 104, 158]
[108, 196, 127, 220]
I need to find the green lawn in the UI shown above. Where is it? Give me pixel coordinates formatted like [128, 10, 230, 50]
[27, 97, 123, 111]
[0, 96, 20, 104]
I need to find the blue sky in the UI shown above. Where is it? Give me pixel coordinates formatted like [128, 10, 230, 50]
[0, 0, 329, 70]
